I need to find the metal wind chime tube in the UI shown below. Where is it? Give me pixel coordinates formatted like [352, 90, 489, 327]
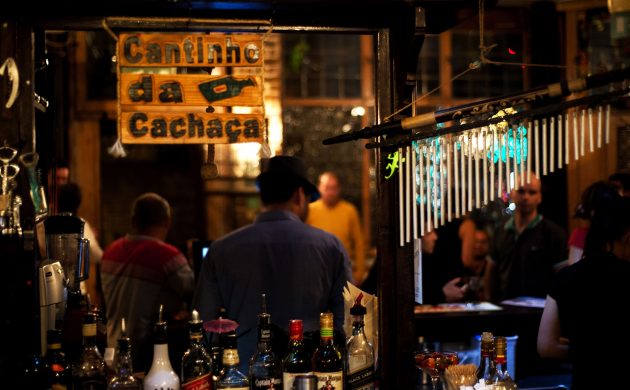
[433, 141, 439, 229]
[557, 114, 563, 170]
[453, 137, 460, 218]
[425, 144, 433, 232]
[549, 117, 555, 174]
[481, 127, 488, 206]
[527, 119, 532, 183]
[418, 142, 426, 236]
[446, 137, 452, 223]
[398, 147, 404, 247]
[405, 145, 415, 242]
[440, 138, 446, 226]
[412, 144, 418, 240]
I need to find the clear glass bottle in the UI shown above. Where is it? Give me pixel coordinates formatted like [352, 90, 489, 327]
[181, 309, 213, 390]
[346, 294, 374, 390]
[217, 332, 249, 389]
[477, 331, 496, 386]
[249, 294, 282, 389]
[72, 312, 107, 389]
[312, 312, 344, 389]
[45, 329, 71, 389]
[282, 319, 312, 390]
[492, 336, 517, 390]
[108, 318, 141, 390]
[144, 305, 180, 390]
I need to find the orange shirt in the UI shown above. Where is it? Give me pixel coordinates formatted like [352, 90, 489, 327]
[307, 199, 365, 278]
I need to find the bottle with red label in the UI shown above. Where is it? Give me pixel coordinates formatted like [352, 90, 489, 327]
[282, 319, 312, 390]
[45, 329, 71, 389]
[181, 310, 213, 390]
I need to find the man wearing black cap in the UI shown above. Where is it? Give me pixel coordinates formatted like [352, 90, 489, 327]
[192, 155, 352, 372]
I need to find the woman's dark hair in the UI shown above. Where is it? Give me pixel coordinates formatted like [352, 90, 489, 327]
[584, 193, 630, 257]
[574, 181, 619, 220]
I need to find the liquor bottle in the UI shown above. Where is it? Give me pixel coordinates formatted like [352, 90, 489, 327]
[108, 318, 141, 389]
[144, 305, 180, 390]
[282, 319, 312, 390]
[249, 294, 282, 389]
[312, 312, 344, 389]
[209, 307, 228, 385]
[346, 294, 374, 390]
[181, 309, 213, 390]
[72, 312, 107, 389]
[45, 329, 71, 389]
[217, 332, 249, 389]
[476, 332, 496, 386]
[491, 336, 517, 390]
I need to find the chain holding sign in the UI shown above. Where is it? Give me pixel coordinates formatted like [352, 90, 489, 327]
[117, 32, 265, 145]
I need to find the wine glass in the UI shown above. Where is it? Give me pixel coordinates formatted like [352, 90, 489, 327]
[415, 350, 459, 390]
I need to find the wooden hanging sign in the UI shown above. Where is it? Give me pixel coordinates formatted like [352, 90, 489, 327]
[118, 33, 263, 67]
[117, 32, 265, 144]
[120, 74, 263, 107]
[120, 111, 264, 144]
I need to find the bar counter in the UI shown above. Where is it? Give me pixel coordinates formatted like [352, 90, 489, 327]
[413, 302, 572, 388]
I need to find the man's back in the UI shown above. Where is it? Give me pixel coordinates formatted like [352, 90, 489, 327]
[101, 235, 194, 372]
[193, 210, 351, 372]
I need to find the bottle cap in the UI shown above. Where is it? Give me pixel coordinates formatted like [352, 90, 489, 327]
[221, 331, 238, 349]
[289, 319, 303, 340]
[118, 318, 131, 352]
[494, 336, 507, 356]
[350, 293, 367, 316]
[154, 304, 168, 344]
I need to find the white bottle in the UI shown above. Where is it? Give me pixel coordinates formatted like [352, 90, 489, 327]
[144, 305, 180, 390]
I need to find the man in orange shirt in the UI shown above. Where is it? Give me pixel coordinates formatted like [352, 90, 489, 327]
[307, 171, 365, 284]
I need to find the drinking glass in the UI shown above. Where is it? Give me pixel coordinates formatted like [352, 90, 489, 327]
[415, 350, 459, 390]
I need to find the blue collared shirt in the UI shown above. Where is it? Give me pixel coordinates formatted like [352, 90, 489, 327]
[192, 209, 352, 372]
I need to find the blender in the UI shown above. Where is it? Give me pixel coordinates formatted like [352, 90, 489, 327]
[39, 214, 90, 354]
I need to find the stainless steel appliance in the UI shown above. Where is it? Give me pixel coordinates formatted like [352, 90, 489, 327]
[39, 214, 90, 354]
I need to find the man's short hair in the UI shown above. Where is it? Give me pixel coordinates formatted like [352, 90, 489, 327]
[57, 182, 82, 214]
[131, 193, 171, 231]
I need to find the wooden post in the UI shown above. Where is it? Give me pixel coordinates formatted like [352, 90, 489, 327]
[376, 27, 417, 389]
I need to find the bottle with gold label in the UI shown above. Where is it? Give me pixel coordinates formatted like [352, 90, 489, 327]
[72, 312, 107, 389]
[217, 332, 248, 389]
[312, 312, 344, 389]
[491, 336, 517, 390]
[181, 310, 213, 390]
[45, 329, 71, 390]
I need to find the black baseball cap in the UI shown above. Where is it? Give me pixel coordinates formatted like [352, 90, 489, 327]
[256, 155, 320, 202]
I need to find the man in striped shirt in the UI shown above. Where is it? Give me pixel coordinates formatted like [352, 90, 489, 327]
[101, 192, 194, 373]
